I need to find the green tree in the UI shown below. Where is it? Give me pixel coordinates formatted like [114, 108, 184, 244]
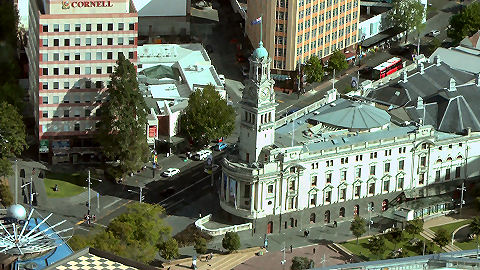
[386, 227, 404, 250]
[304, 55, 324, 83]
[91, 203, 171, 263]
[433, 228, 450, 249]
[159, 238, 179, 260]
[194, 236, 208, 254]
[222, 231, 240, 253]
[387, 0, 425, 43]
[429, 37, 442, 55]
[368, 235, 386, 259]
[447, 2, 480, 44]
[406, 219, 424, 238]
[0, 181, 13, 207]
[350, 216, 367, 244]
[181, 85, 235, 145]
[0, 102, 27, 177]
[327, 50, 348, 75]
[291, 256, 314, 270]
[96, 54, 149, 175]
[469, 217, 480, 247]
[68, 234, 92, 251]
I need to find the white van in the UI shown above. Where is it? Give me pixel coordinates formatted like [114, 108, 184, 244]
[194, 149, 212, 160]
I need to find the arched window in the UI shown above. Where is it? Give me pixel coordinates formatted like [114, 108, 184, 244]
[324, 210, 331, 223]
[310, 213, 316, 223]
[382, 199, 389, 211]
[436, 159, 442, 163]
[457, 155, 463, 160]
[447, 157, 452, 161]
[339, 207, 345, 218]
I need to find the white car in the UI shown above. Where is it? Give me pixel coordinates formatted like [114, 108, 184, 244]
[219, 74, 226, 86]
[194, 149, 212, 160]
[162, 168, 180, 177]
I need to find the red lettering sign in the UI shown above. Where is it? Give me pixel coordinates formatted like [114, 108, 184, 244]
[148, 126, 157, 138]
[64, 0, 113, 9]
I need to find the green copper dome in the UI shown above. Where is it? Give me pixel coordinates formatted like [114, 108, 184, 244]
[252, 41, 268, 60]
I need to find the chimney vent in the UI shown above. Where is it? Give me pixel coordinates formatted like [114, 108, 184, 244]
[435, 55, 441, 66]
[449, 78, 456, 92]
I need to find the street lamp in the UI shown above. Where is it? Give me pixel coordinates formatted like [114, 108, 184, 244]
[457, 182, 466, 214]
[368, 204, 374, 235]
[86, 170, 102, 216]
[128, 186, 145, 203]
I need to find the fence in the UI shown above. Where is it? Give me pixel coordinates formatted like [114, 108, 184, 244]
[195, 214, 253, 236]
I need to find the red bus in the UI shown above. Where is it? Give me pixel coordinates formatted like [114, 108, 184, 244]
[372, 57, 403, 80]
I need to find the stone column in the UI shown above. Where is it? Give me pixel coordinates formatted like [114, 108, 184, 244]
[225, 177, 229, 203]
[250, 183, 255, 213]
[236, 181, 241, 209]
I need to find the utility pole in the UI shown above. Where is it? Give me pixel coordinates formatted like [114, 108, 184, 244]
[457, 182, 466, 214]
[332, 69, 336, 89]
[128, 186, 145, 203]
[14, 160, 18, 205]
[87, 170, 103, 216]
[30, 169, 33, 207]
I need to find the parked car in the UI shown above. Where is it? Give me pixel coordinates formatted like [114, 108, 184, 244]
[162, 168, 180, 177]
[193, 149, 212, 160]
[427, 30, 440, 37]
[214, 142, 228, 151]
[219, 74, 226, 86]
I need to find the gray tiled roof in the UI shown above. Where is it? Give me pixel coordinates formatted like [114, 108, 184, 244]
[311, 99, 390, 130]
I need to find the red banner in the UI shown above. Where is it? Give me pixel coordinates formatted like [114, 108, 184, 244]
[148, 125, 157, 138]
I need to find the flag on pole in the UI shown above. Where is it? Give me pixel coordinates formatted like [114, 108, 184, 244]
[251, 16, 262, 25]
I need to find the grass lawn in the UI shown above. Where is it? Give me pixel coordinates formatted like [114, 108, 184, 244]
[341, 233, 442, 261]
[43, 171, 88, 198]
[430, 220, 471, 236]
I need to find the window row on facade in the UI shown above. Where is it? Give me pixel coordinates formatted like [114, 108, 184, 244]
[298, 0, 359, 8]
[40, 92, 104, 105]
[40, 107, 98, 119]
[41, 22, 135, 33]
[40, 36, 136, 47]
[40, 79, 109, 91]
[40, 121, 100, 133]
[40, 51, 134, 62]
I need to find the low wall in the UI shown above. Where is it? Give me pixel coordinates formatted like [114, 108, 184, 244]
[195, 214, 253, 236]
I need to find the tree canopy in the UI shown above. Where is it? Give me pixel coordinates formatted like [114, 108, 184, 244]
[405, 219, 424, 237]
[388, 0, 425, 42]
[447, 2, 480, 44]
[433, 228, 449, 248]
[222, 231, 240, 253]
[327, 50, 348, 75]
[0, 102, 27, 177]
[291, 256, 314, 270]
[469, 217, 480, 243]
[68, 203, 172, 263]
[350, 216, 367, 244]
[181, 85, 235, 145]
[304, 55, 324, 83]
[368, 235, 386, 259]
[97, 54, 149, 174]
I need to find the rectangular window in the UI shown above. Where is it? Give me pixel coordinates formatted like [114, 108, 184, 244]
[107, 52, 113, 59]
[128, 52, 134, 59]
[341, 171, 347, 181]
[436, 170, 441, 182]
[64, 39, 70, 46]
[95, 81, 103, 88]
[75, 53, 80, 60]
[311, 175, 317, 186]
[64, 81, 69, 89]
[288, 197, 295, 209]
[420, 156, 427, 167]
[42, 111, 48, 118]
[85, 52, 91, 60]
[419, 173, 425, 184]
[129, 23, 135, 30]
[339, 188, 346, 200]
[77, 24, 82, 31]
[42, 68, 48, 75]
[384, 162, 390, 173]
[107, 66, 113, 73]
[75, 67, 80, 74]
[53, 24, 59, 32]
[370, 165, 376, 175]
[370, 152, 377, 159]
[96, 67, 102, 74]
[86, 38, 91, 46]
[96, 52, 102, 60]
[53, 96, 59, 104]
[75, 38, 80, 46]
[85, 80, 91, 88]
[53, 68, 59, 75]
[397, 177, 404, 189]
[64, 53, 69, 61]
[108, 23, 113, 31]
[53, 82, 59, 89]
[42, 83, 48, 90]
[42, 38, 48, 47]
[74, 123, 80, 131]
[399, 160, 405, 170]
[129, 37, 134, 45]
[54, 39, 59, 46]
[64, 110, 69, 118]
[289, 180, 295, 190]
[64, 24, 70, 32]
[118, 37, 124, 45]
[310, 194, 317, 206]
[383, 180, 390, 192]
[42, 96, 48, 104]
[97, 24, 102, 31]
[384, 149, 391, 156]
[63, 67, 69, 75]
[118, 23, 124, 30]
[368, 183, 375, 195]
[97, 38, 102, 45]
[325, 191, 331, 203]
[445, 169, 451, 180]
[326, 173, 332, 183]
[354, 185, 361, 197]
[268, 185, 274, 193]
[355, 155, 362, 161]
[64, 95, 69, 103]
[355, 168, 361, 178]
[85, 67, 91, 74]
[341, 157, 348, 164]
[455, 167, 461, 178]
[42, 25, 48, 32]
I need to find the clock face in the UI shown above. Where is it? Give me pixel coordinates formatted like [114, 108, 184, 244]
[260, 88, 269, 101]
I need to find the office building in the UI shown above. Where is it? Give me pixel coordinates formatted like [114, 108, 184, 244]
[246, 0, 360, 71]
[27, 0, 138, 163]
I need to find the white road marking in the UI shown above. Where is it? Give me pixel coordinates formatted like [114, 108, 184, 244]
[158, 175, 210, 204]
[164, 199, 185, 210]
[102, 198, 121, 209]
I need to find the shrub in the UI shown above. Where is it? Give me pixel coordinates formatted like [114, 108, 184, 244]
[194, 236, 208, 254]
[222, 231, 240, 253]
[159, 238, 179, 260]
[291, 256, 314, 270]
[173, 223, 213, 247]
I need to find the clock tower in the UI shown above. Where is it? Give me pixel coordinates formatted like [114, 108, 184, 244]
[239, 41, 276, 163]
